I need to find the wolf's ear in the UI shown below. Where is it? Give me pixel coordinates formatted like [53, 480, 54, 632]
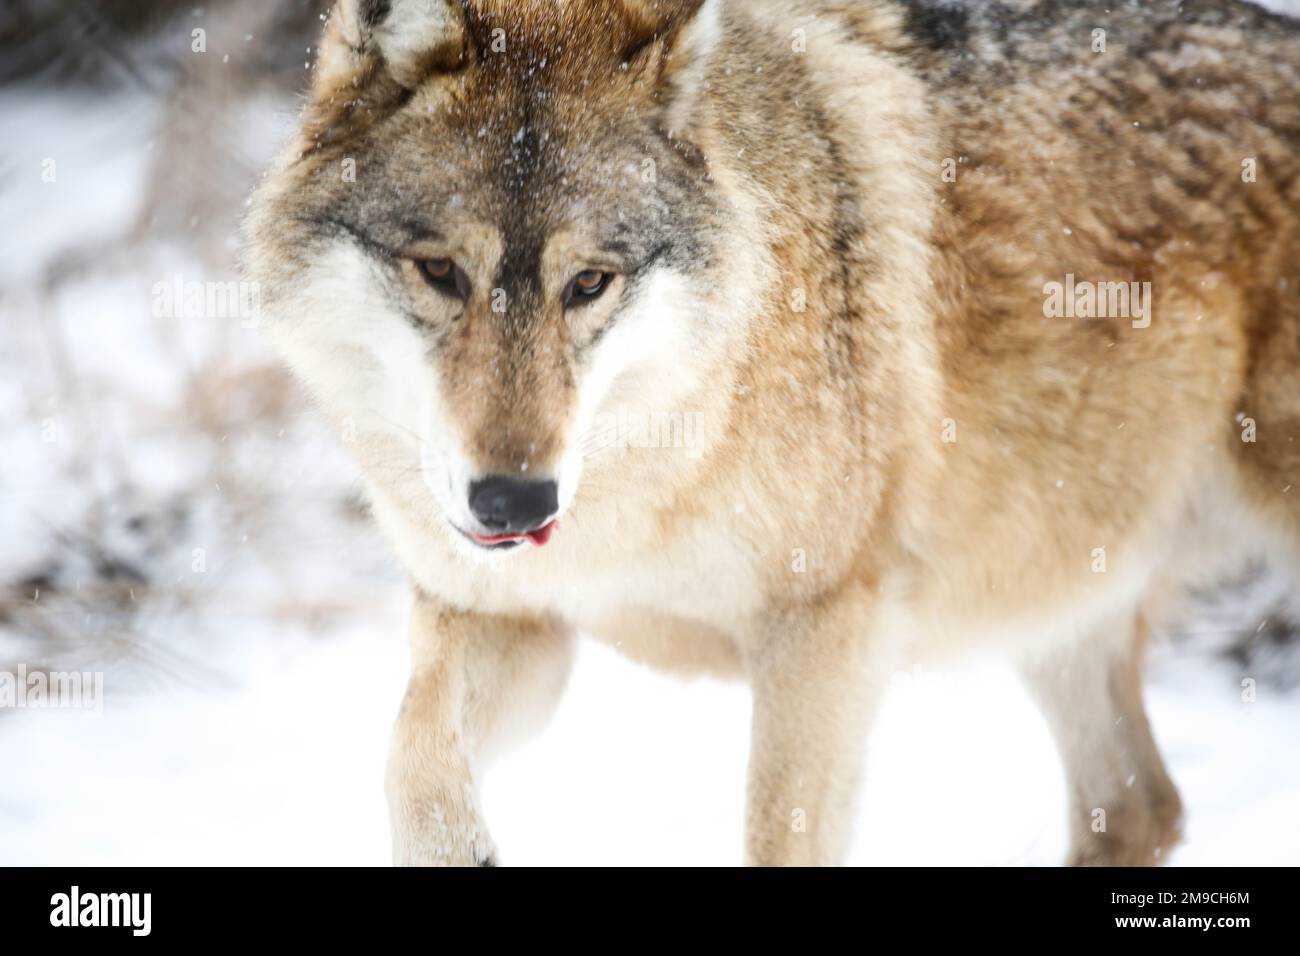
[326, 0, 467, 88]
[621, 0, 723, 128]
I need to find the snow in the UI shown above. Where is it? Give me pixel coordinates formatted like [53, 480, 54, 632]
[4, 617, 1298, 865]
[2, 3, 1299, 866]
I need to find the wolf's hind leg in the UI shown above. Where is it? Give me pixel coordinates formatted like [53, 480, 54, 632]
[1019, 612, 1183, 866]
[385, 595, 574, 866]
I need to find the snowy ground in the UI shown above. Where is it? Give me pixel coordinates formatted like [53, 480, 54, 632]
[2, 4, 1299, 866]
[4, 603, 1298, 866]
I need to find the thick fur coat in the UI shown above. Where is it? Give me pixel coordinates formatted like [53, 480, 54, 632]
[247, 0, 1300, 865]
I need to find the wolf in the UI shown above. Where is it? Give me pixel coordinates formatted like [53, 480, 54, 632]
[246, 0, 1300, 865]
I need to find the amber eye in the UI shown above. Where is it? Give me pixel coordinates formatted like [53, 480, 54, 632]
[416, 258, 470, 301]
[564, 270, 611, 307]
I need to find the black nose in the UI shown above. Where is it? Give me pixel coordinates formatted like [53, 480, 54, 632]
[468, 476, 558, 533]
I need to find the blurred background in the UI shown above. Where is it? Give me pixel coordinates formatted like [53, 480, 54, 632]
[0, 0, 1297, 865]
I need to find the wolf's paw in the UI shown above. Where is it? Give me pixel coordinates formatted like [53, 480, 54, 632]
[387, 774, 498, 867]
[392, 823, 498, 867]
[1067, 788, 1184, 867]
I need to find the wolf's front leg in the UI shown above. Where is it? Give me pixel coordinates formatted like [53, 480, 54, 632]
[385, 595, 573, 866]
[743, 587, 886, 866]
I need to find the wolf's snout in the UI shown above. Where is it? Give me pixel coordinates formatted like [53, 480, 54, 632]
[468, 475, 558, 534]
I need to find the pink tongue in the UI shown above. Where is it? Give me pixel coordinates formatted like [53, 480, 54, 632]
[472, 520, 557, 547]
[525, 521, 556, 546]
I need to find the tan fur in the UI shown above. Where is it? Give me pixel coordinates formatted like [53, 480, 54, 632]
[247, 0, 1300, 864]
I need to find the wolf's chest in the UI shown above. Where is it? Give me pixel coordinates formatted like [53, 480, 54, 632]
[507, 522, 765, 640]
[397, 516, 762, 655]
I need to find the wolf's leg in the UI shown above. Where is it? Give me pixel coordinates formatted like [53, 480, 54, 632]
[385, 594, 574, 866]
[743, 587, 885, 866]
[1020, 612, 1183, 866]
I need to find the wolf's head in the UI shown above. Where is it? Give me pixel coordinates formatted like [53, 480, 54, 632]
[248, 0, 766, 554]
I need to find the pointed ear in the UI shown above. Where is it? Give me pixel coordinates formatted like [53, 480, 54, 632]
[324, 0, 467, 89]
[622, 0, 723, 129]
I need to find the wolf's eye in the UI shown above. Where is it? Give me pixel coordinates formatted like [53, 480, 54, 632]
[563, 270, 611, 307]
[416, 258, 470, 301]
